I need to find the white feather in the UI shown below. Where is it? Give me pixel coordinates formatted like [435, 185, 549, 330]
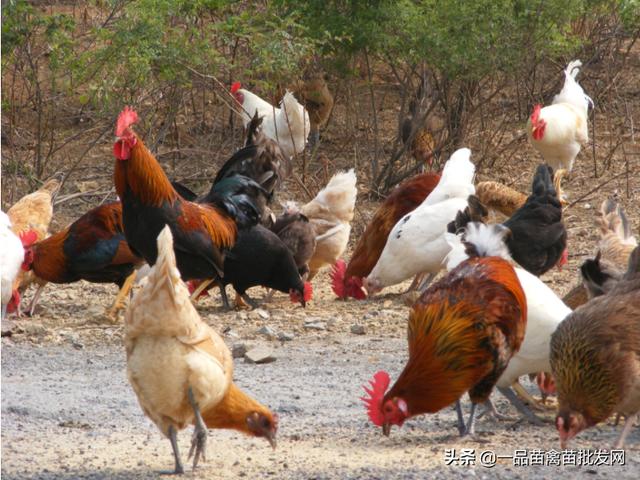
[1, 211, 25, 311]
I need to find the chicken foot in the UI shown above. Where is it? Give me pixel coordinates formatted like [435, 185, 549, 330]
[479, 399, 517, 422]
[162, 425, 184, 475]
[512, 381, 551, 411]
[455, 401, 479, 436]
[614, 413, 638, 449]
[106, 271, 137, 318]
[218, 284, 231, 310]
[25, 284, 45, 317]
[498, 386, 544, 426]
[187, 387, 208, 470]
[235, 292, 259, 310]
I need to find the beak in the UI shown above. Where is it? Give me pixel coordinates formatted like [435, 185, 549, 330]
[382, 423, 391, 437]
[267, 433, 277, 450]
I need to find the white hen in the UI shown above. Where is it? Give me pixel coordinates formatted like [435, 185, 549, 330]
[445, 222, 572, 424]
[1, 211, 26, 319]
[527, 60, 592, 173]
[364, 148, 475, 295]
[231, 82, 310, 159]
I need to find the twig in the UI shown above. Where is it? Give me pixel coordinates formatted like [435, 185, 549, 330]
[54, 189, 114, 206]
[565, 170, 634, 210]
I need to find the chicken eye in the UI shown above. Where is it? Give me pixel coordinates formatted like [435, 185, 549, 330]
[261, 417, 271, 429]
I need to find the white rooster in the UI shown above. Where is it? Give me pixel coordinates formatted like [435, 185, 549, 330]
[1, 211, 27, 319]
[231, 82, 310, 159]
[364, 148, 476, 295]
[527, 60, 593, 187]
[445, 223, 572, 424]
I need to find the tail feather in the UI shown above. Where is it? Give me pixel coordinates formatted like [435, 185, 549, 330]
[446, 195, 488, 234]
[552, 59, 592, 111]
[148, 226, 180, 302]
[599, 199, 638, 246]
[565, 60, 582, 80]
[245, 113, 264, 147]
[531, 164, 556, 198]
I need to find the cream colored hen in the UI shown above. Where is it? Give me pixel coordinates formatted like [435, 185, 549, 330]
[284, 169, 357, 279]
[125, 226, 233, 474]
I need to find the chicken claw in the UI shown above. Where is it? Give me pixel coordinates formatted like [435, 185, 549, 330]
[187, 387, 208, 470]
[162, 425, 184, 475]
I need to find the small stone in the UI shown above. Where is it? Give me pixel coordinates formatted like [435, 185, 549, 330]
[254, 308, 270, 320]
[584, 203, 592, 209]
[350, 324, 366, 335]
[383, 300, 392, 308]
[244, 346, 276, 364]
[303, 321, 326, 331]
[257, 326, 277, 339]
[277, 331, 295, 342]
[232, 343, 248, 358]
[225, 329, 240, 340]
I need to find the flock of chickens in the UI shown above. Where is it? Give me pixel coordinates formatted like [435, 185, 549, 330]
[1, 59, 639, 473]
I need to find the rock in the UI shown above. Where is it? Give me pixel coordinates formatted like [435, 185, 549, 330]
[224, 329, 240, 340]
[383, 300, 392, 308]
[86, 305, 104, 318]
[244, 346, 276, 364]
[350, 324, 366, 335]
[232, 343, 248, 359]
[304, 320, 326, 331]
[254, 308, 270, 320]
[257, 326, 277, 339]
[277, 331, 295, 342]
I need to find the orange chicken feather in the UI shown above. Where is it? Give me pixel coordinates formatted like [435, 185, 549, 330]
[363, 225, 526, 436]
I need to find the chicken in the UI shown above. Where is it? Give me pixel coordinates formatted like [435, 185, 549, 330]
[269, 211, 316, 277]
[291, 75, 334, 146]
[475, 181, 527, 218]
[401, 101, 442, 170]
[502, 164, 567, 276]
[231, 82, 310, 159]
[528, 60, 592, 174]
[1, 211, 36, 319]
[550, 246, 640, 449]
[563, 199, 637, 309]
[113, 106, 255, 283]
[285, 169, 357, 280]
[364, 148, 476, 295]
[7, 178, 60, 313]
[444, 222, 572, 424]
[125, 226, 277, 474]
[20, 202, 144, 317]
[214, 114, 290, 199]
[331, 172, 440, 300]
[362, 223, 527, 436]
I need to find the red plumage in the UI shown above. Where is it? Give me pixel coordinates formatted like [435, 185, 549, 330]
[332, 173, 440, 299]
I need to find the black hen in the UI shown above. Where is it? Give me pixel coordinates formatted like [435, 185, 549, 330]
[218, 225, 312, 309]
[269, 212, 317, 277]
[503, 164, 567, 276]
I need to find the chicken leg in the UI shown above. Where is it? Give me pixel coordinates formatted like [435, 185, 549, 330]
[187, 387, 208, 470]
[614, 413, 637, 449]
[498, 386, 544, 426]
[26, 284, 45, 317]
[106, 271, 137, 318]
[512, 381, 552, 411]
[455, 400, 466, 436]
[553, 169, 568, 206]
[163, 425, 184, 475]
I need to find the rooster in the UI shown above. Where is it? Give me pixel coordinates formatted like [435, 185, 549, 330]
[528, 60, 592, 177]
[125, 226, 277, 474]
[364, 148, 476, 295]
[231, 82, 310, 159]
[362, 223, 527, 436]
[502, 164, 567, 276]
[20, 202, 144, 317]
[113, 106, 256, 282]
[1, 211, 36, 319]
[331, 172, 440, 300]
[445, 223, 572, 424]
[551, 247, 640, 449]
[284, 169, 358, 280]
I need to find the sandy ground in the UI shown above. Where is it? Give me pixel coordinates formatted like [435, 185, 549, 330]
[2, 269, 639, 480]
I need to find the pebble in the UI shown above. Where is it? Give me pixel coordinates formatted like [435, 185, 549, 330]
[232, 343, 248, 358]
[350, 324, 366, 335]
[278, 331, 295, 342]
[253, 308, 270, 320]
[257, 326, 277, 339]
[304, 321, 327, 331]
[244, 346, 276, 364]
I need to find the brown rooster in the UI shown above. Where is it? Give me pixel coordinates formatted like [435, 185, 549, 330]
[292, 74, 334, 146]
[362, 224, 527, 436]
[331, 172, 440, 300]
[551, 247, 640, 449]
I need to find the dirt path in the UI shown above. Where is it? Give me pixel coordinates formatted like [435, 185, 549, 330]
[2, 287, 639, 480]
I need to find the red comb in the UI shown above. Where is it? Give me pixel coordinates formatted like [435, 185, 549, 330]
[116, 106, 139, 137]
[231, 82, 241, 94]
[303, 282, 313, 302]
[19, 230, 38, 247]
[530, 104, 542, 123]
[361, 371, 390, 426]
[347, 276, 367, 300]
[330, 260, 347, 298]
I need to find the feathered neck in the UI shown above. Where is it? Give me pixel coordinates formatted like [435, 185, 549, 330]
[114, 134, 177, 207]
[386, 298, 492, 416]
[31, 229, 68, 282]
[201, 383, 273, 435]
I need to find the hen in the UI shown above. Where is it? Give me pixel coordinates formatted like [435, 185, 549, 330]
[445, 223, 572, 424]
[502, 164, 567, 276]
[285, 169, 357, 280]
[364, 148, 476, 295]
[362, 223, 527, 436]
[1, 211, 35, 319]
[291, 75, 334, 146]
[331, 172, 440, 300]
[528, 60, 592, 174]
[20, 202, 144, 317]
[113, 107, 251, 282]
[269, 211, 316, 277]
[231, 82, 310, 159]
[125, 227, 277, 474]
[551, 247, 640, 449]
[475, 181, 527, 218]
